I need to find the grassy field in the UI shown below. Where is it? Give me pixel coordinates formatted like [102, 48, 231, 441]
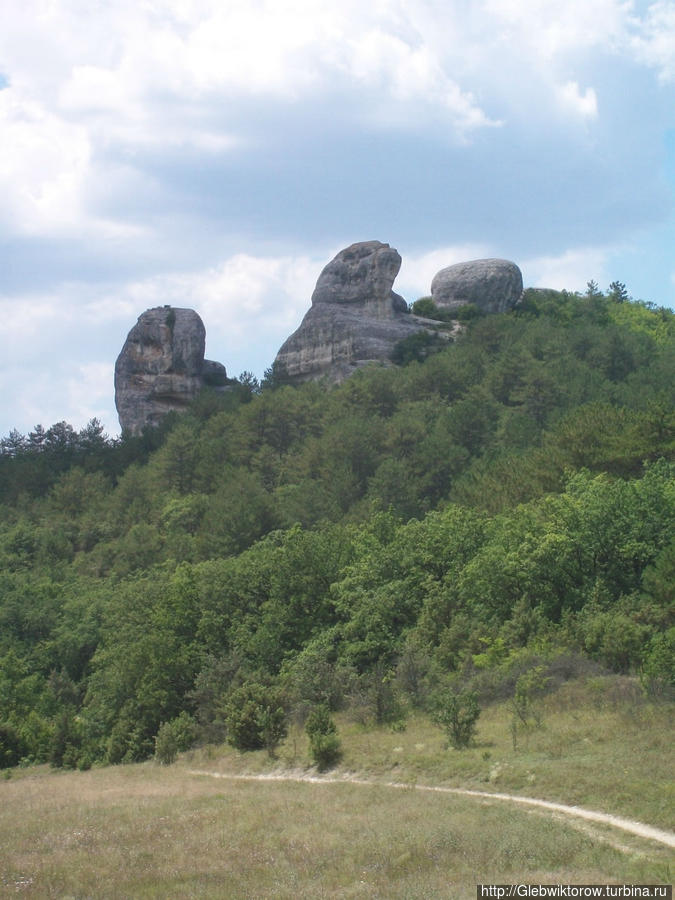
[190, 676, 674, 828]
[1, 677, 673, 898]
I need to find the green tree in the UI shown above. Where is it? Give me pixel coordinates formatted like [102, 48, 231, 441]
[154, 712, 197, 764]
[305, 705, 341, 770]
[432, 689, 480, 749]
[608, 281, 629, 303]
[224, 682, 287, 755]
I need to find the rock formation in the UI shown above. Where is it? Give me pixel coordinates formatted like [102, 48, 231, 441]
[114, 247, 526, 430]
[115, 306, 228, 434]
[273, 241, 445, 383]
[431, 258, 523, 314]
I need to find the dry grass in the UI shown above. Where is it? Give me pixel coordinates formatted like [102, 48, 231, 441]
[209, 677, 672, 829]
[1, 763, 671, 899]
[1, 677, 672, 898]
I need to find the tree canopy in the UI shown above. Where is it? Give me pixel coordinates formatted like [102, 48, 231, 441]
[1, 286, 673, 767]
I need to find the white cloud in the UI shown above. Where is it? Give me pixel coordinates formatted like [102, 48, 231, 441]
[67, 363, 115, 429]
[1, 0, 670, 248]
[481, 0, 631, 56]
[629, 0, 675, 82]
[0, 92, 90, 235]
[115, 252, 320, 335]
[521, 247, 610, 292]
[398, 243, 492, 299]
[0, 0, 673, 436]
[337, 27, 499, 135]
[0, 90, 148, 239]
[556, 81, 598, 119]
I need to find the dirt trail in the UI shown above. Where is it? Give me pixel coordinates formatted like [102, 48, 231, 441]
[187, 769, 675, 849]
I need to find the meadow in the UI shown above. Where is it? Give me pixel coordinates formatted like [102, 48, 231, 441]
[2, 677, 672, 899]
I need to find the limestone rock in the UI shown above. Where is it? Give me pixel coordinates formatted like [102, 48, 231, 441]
[431, 259, 523, 314]
[115, 306, 227, 434]
[274, 241, 445, 383]
[311, 240, 404, 318]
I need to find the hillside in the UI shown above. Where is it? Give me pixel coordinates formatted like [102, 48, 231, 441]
[2, 689, 673, 899]
[0, 285, 673, 770]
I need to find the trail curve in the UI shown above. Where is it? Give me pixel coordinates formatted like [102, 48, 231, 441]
[187, 769, 675, 849]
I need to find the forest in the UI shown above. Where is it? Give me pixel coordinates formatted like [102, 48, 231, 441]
[0, 285, 673, 769]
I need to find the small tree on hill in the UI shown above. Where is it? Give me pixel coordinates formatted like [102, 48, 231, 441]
[306, 705, 342, 770]
[224, 682, 288, 757]
[608, 281, 628, 303]
[432, 689, 480, 749]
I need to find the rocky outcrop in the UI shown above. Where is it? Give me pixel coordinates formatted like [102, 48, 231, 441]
[273, 241, 445, 383]
[431, 259, 523, 314]
[115, 306, 228, 434]
[310, 240, 409, 316]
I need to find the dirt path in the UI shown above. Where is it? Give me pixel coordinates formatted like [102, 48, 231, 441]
[187, 769, 675, 849]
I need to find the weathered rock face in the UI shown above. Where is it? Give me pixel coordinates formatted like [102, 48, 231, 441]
[115, 306, 227, 434]
[311, 240, 408, 317]
[431, 259, 523, 314]
[274, 241, 442, 383]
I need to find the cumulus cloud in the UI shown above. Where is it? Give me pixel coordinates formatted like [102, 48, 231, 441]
[0, 92, 89, 235]
[117, 252, 321, 349]
[481, 0, 631, 56]
[521, 247, 611, 293]
[398, 244, 492, 299]
[629, 0, 675, 82]
[556, 81, 599, 119]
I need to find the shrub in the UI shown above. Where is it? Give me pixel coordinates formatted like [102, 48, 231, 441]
[154, 712, 197, 765]
[641, 627, 675, 700]
[432, 689, 480, 749]
[224, 682, 287, 755]
[390, 331, 447, 365]
[510, 667, 549, 750]
[309, 731, 342, 770]
[454, 303, 484, 322]
[154, 722, 178, 765]
[347, 666, 406, 727]
[411, 297, 439, 318]
[582, 611, 650, 674]
[306, 705, 342, 770]
[0, 722, 26, 769]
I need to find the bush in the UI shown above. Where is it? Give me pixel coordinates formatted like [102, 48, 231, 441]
[224, 682, 287, 755]
[510, 667, 549, 750]
[154, 722, 178, 765]
[0, 722, 27, 769]
[154, 712, 197, 765]
[582, 611, 650, 674]
[411, 297, 439, 318]
[432, 689, 480, 749]
[390, 331, 447, 365]
[306, 705, 341, 770]
[347, 666, 406, 727]
[309, 731, 342, 770]
[641, 628, 675, 700]
[454, 303, 484, 322]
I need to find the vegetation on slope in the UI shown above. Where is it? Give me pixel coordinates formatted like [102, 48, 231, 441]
[0, 285, 673, 770]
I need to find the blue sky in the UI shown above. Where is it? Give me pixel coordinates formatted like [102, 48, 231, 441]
[1, 0, 674, 437]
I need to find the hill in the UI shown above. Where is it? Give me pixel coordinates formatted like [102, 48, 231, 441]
[1, 682, 672, 897]
[0, 285, 673, 770]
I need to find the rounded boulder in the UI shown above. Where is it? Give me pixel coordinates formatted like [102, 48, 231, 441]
[431, 259, 523, 314]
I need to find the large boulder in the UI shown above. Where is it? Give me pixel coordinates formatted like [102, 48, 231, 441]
[274, 241, 444, 383]
[431, 258, 523, 314]
[115, 306, 228, 434]
[311, 240, 408, 316]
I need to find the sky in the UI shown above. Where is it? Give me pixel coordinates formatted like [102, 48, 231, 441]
[1, 0, 674, 438]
